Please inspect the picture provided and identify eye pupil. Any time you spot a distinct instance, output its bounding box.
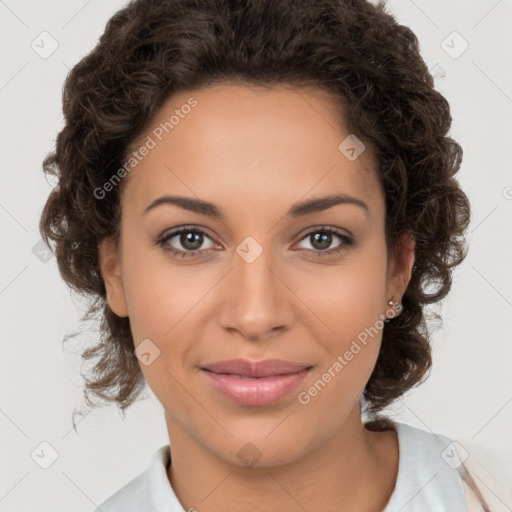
[181,231,203,250]
[311,232,332,250]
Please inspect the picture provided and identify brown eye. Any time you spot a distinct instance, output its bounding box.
[157,227,216,257]
[177,231,204,251]
[295,228,354,256]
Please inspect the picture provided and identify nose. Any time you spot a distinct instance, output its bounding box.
[218,244,294,342]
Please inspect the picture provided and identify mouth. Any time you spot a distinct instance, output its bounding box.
[200,358,313,406]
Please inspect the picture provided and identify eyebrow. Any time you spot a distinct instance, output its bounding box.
[142,193,369,219]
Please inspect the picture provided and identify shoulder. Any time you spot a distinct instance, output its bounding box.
[392,420,462,470]
[91,470,150,512]
[90,445,172,512]
[452,435,512,512]
[383,421,469,511]
[387,421,512,512]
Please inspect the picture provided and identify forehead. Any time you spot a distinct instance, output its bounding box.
[121,84,383,221]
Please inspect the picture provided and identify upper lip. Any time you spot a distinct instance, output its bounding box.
[201,358,312,378]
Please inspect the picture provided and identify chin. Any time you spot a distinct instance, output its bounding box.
[201,424,316,469]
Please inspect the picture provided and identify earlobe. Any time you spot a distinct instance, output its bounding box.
[98,237,129,318]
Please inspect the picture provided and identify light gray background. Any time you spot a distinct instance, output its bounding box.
[1,0,511,510]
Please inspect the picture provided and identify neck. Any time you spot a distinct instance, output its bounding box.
[164,404,399,512]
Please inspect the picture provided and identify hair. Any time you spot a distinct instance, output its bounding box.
[39,0,470,429]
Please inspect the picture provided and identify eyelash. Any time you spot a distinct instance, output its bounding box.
[156,225,354,259]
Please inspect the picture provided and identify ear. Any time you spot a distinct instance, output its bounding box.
[98,236,129,318]
[386,231,416,301]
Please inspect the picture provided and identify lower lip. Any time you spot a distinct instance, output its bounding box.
[201,368,311,406]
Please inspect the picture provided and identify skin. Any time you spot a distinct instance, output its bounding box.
[99,84,415,511]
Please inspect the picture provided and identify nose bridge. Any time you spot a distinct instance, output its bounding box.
[236,238,276,295]
[219,236,292,339]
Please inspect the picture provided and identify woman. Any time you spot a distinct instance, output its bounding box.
[39,0,510,510]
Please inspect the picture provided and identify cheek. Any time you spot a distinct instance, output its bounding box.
[299,246,388,392]
[119,241,218,396]
[120,241,207,342]
[304,250,388,345]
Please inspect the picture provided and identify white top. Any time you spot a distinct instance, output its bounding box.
[92,421,495,512]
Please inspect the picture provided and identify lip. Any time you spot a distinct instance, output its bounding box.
[200,358,312,406]
[201,358,311,377]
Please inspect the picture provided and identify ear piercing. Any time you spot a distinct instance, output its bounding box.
[386,299,402,318]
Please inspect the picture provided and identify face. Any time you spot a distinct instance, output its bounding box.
[99,84,414,467]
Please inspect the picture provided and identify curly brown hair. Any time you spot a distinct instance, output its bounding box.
[39,0,470,428]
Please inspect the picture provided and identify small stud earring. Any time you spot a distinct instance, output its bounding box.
[386,299,402,319]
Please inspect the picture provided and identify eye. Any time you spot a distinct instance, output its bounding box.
[294,227,354,256]
[156,225,354,259]
[157,226,218,258]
